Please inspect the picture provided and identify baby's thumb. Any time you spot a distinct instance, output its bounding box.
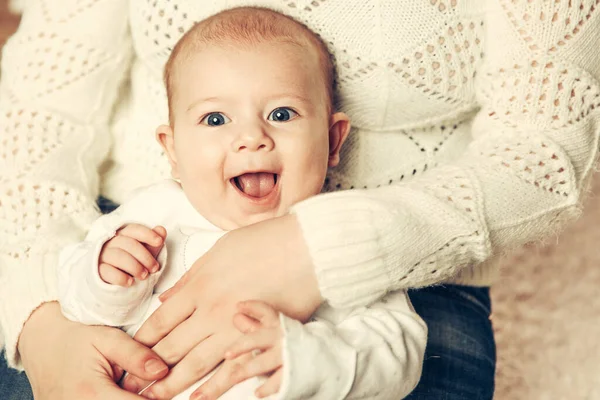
[147,226,167,258]
[153,226,167,240]
[232,313,261,334]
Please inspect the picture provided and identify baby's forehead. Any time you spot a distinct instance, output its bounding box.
[174,39,324,96]
[172,34,327,90]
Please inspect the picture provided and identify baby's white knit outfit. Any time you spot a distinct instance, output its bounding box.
[57,180,427,400]
[1,0,599,369]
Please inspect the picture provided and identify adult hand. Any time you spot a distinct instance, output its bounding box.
[193,300,285,400]
[123,214,322,399]
[18,302,169,399]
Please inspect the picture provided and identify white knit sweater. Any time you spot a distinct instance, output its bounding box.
[1,0,599,369]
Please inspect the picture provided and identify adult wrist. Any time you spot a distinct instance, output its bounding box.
[17,301,64,359]
[235,214,322,320]
[281,213,323,306]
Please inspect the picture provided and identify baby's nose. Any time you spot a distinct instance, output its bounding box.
[232,129,274,152]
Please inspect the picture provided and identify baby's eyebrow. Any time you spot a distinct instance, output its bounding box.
[186,96,221,112]
[270,93,308,101]
[268,93,313,107]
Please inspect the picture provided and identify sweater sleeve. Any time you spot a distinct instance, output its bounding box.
[57,204,166,329]
[276,291,427,400]
[0,0,132,369]
[291,0,600,307]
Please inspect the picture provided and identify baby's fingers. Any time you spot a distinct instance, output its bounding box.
[236,300,279,327]
[232,312,262,334]
[230,350,282,387]
[106,235,160,273]
[255,368,283,398]
[99,263,134,287]
[101,247,149,281]
[147,226,167,259]
[118,223,164,248]
[225,329,278,360]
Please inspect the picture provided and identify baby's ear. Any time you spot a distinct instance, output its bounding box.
[156,124,179,178]
[327,112,351,167]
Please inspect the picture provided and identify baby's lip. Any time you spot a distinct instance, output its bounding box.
[227,167,281,181]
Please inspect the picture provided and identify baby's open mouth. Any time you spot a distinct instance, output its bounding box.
[231,172,279,198]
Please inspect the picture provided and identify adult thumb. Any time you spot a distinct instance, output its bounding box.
[95,329,168,382]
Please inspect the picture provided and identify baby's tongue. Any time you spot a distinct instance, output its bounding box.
[237,172,275,197]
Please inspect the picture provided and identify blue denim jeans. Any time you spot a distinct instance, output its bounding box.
[0,356,32,400]
[406,285,496,400]
[0,197,495,399]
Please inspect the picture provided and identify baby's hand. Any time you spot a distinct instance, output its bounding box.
[193,300,284,400]
[98,224,166,287]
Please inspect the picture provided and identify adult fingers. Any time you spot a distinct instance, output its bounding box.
[190,353,254,400]
[120,373,154,395]
[112,363,125,383]
[126,294,201,394]
[141,332,236,400]
[133,290,196,347]
[157,269,190,302]
[157,286,174,302]
[255,368,283,398]
[93,328,169,383]
[194,350,281,400]
[149,316,207,366]
[101,247,149,280]
[99,263,134,287]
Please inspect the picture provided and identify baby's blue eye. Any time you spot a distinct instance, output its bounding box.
[268,107,298,122]
[201,112,231,126]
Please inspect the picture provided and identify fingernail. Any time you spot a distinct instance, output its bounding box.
[127,277,134,286]
[191,393,206,400]
[159,288,171,301]
[141,270,149,279]
[151,262,159,273]
[145,358,167,375]
[144,391,156,399]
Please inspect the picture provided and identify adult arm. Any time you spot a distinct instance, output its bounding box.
[289,0,600,306]
[0,0,131,367]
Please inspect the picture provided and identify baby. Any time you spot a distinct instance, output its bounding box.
[58,7,427,400]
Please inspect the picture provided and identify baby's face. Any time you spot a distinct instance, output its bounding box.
[158,40,349,230]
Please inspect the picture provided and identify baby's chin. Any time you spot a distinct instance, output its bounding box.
[207,208,287,231]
